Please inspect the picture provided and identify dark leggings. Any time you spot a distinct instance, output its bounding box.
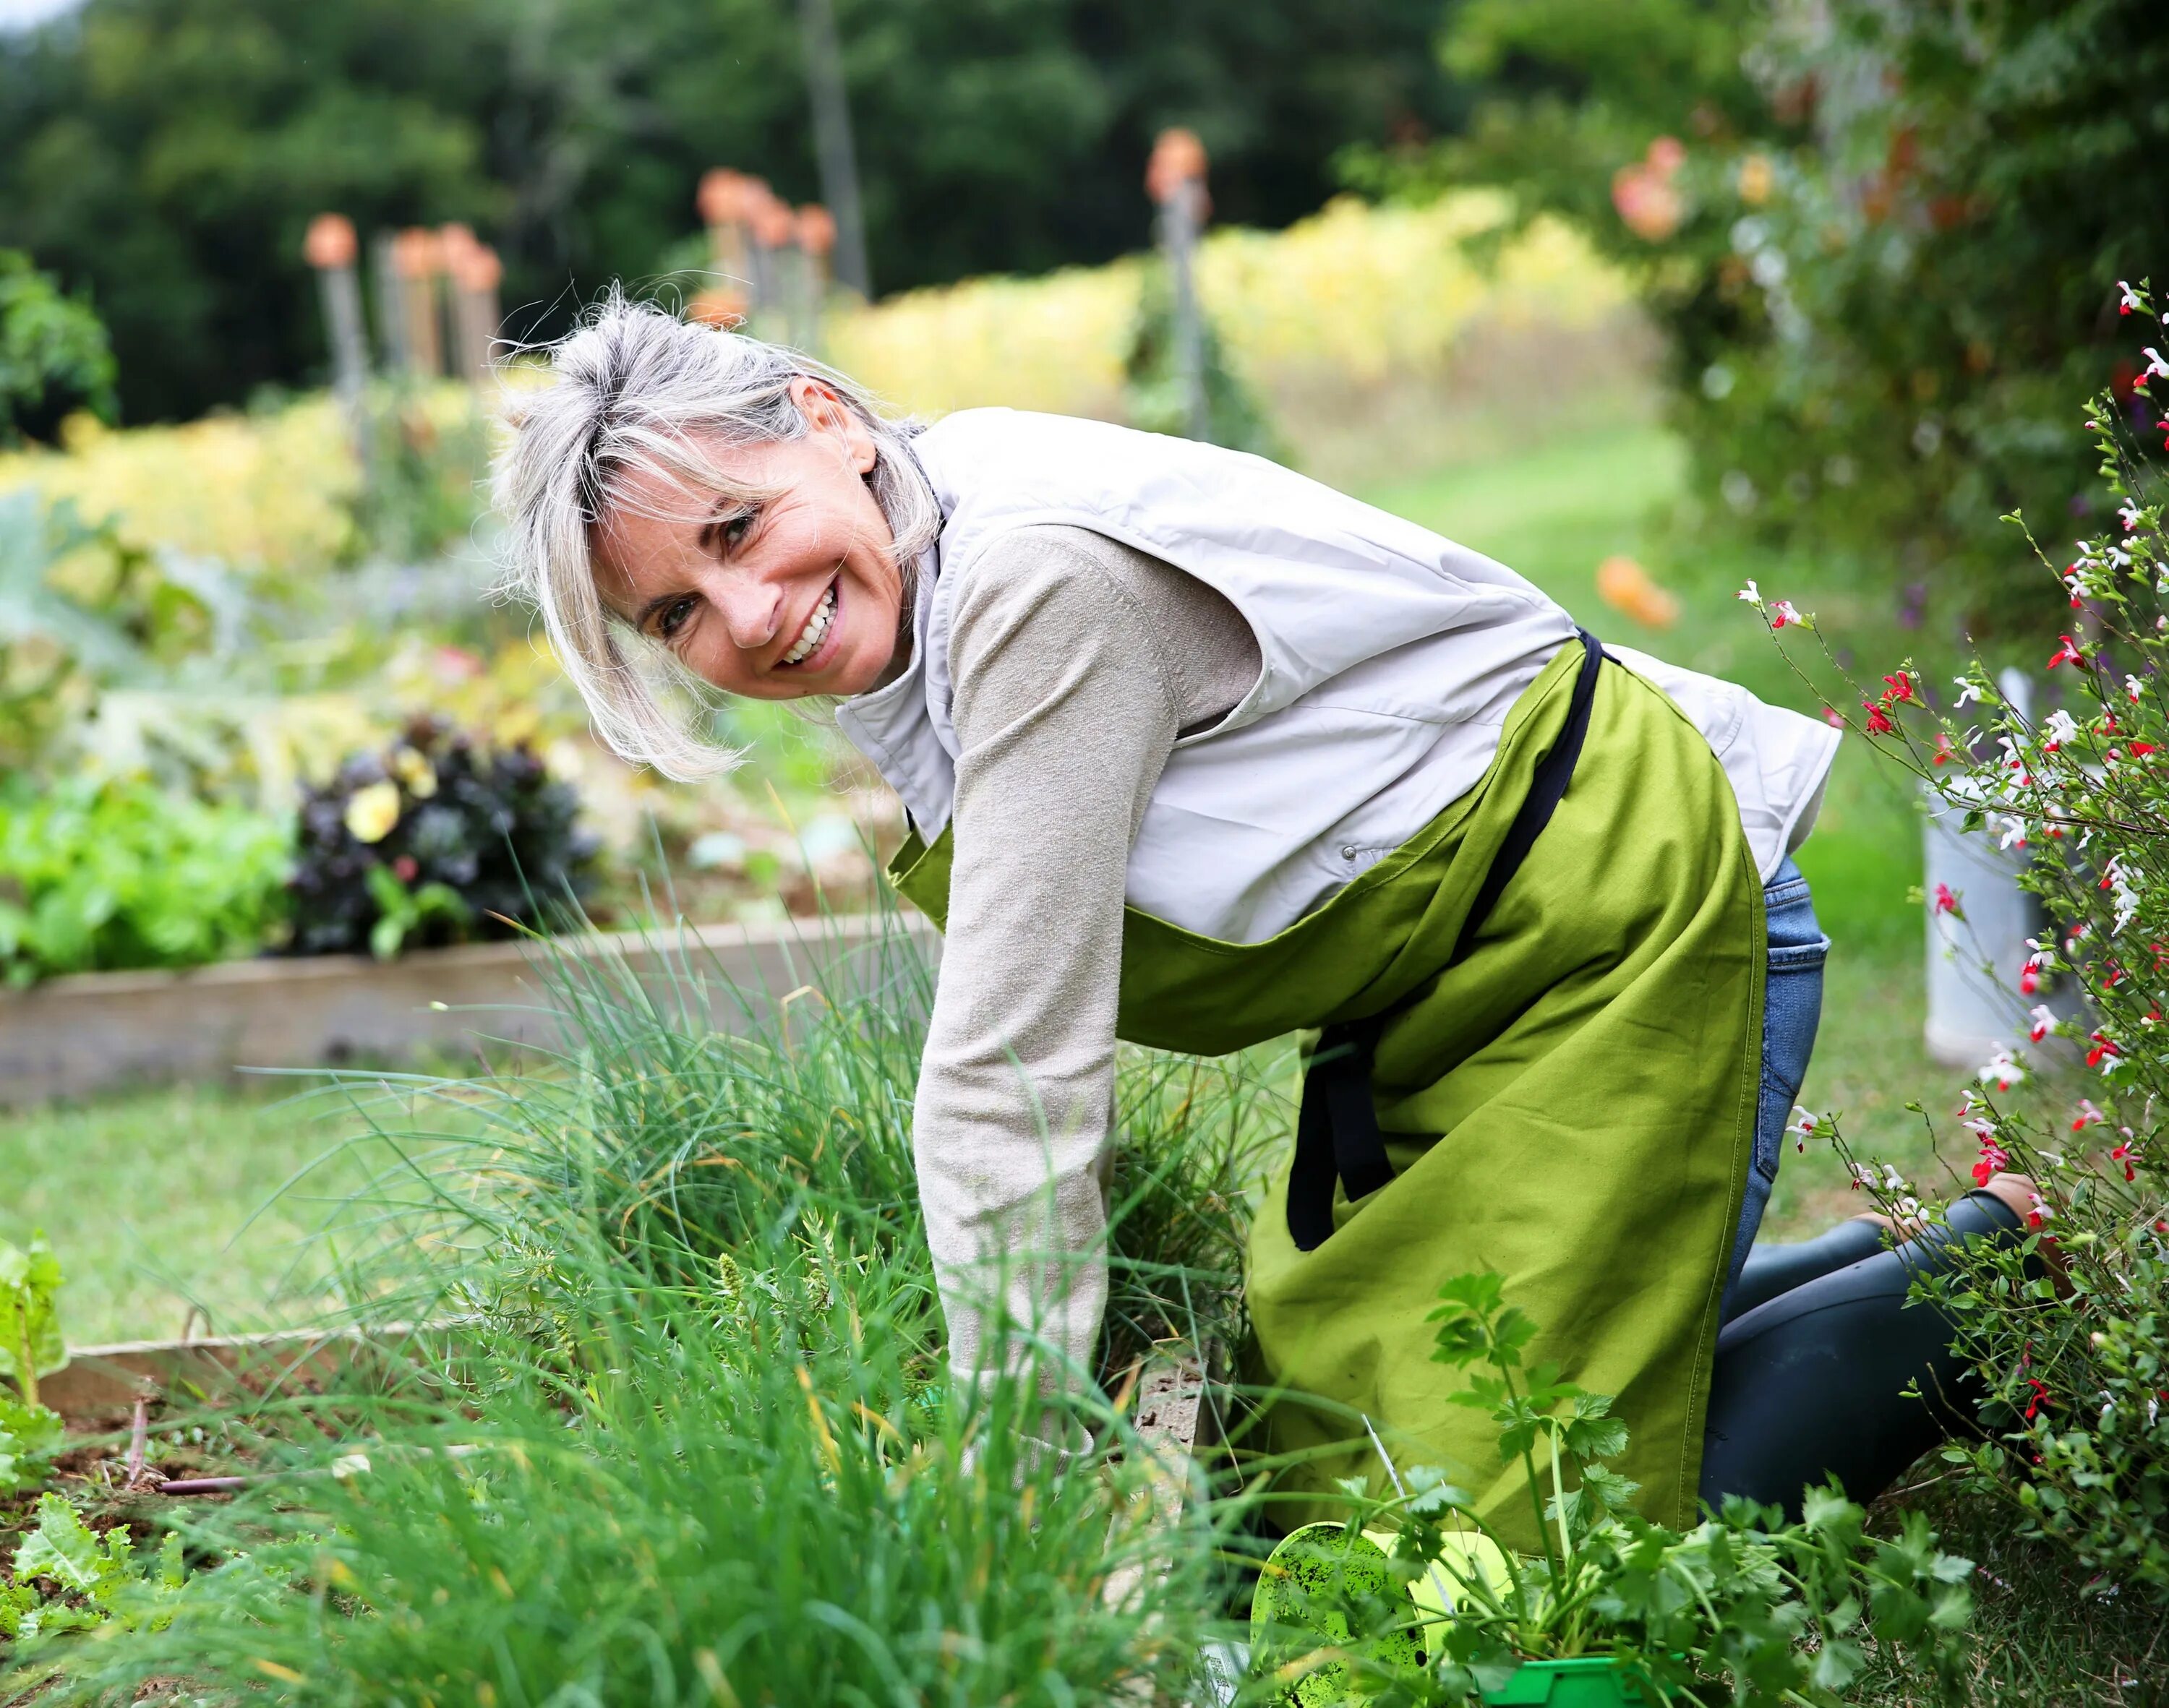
[1698,1191,2026,1516]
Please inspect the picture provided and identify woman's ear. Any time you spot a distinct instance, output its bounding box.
[789,374,878,473]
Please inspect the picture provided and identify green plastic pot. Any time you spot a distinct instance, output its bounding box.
[1481,1656,1646,1707]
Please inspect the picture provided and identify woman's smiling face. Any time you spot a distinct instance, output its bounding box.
[591,378,908,700]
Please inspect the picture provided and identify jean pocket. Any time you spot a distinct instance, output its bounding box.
[1766,936,1831,972]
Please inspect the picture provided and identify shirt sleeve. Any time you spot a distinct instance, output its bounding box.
[911,525,1246,1430]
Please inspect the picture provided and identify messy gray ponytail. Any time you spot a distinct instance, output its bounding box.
[491,291,938,779]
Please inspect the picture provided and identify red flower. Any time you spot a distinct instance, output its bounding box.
[2087,1031,2121,1068]
[1933,883,1959,915]
[2024,1378,2053,1420]
[2112,1138,2139,1183]
[1972,1138,2011,1186]
[2048,635,2087,669]
[1881,671,1915,705]
[392,854,420,884]
[2133,742,2159,757]
[1933,732,1954,765]
[1864,701,1897,735]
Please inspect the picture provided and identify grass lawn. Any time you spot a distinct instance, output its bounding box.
[0,1077,398,1347]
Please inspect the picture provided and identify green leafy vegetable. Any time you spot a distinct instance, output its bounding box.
[0,1230,64,1411]
[0,1391,64,1495]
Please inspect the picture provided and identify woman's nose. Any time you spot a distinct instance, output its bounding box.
[711,573,782,651]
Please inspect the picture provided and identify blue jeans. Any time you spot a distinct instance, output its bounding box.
[1723,857,1828,1305]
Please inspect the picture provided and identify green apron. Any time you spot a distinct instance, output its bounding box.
[889,641,1763,1546]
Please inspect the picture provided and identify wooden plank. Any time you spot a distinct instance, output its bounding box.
[0,911,937,1107]
[39,1322,447,1422]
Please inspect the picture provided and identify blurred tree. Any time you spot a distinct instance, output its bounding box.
[1359,0,2169,633]
[0,0,1460,423]
[0,249,116,443]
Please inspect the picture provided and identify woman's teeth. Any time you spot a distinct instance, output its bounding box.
[780,583,837,666]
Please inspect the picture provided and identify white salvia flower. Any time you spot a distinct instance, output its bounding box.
[2043,708,2081,749]
[2128,674,2145,704]
[2144,348,2169,386]
[1881,1162,1910,1192]
[1980,1046,2026,1089]
[1954,677,1983,707]
[2029,1004,2058,1042]
[1737,580,1763,607]
[2121,502,2145,533]
[1997,815,2027,851]
[2118,280,2144,314]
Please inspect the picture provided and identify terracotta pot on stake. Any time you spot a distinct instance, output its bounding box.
[438,224,502,383]
[698,168,757,299]
[1146,127,1211,442]
[747,179,797,337]
[302,213,370,468]
[795,204,836,353]
[686,286,750,330]
[390,228,445,379]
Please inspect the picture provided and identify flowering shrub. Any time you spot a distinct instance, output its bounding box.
[288,718,599,960]
[1392,0,2169,634]
[1745,292,2169,1592]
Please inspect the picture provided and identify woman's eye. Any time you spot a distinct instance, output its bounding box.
[721,509,757,550]
[657,596,698,639]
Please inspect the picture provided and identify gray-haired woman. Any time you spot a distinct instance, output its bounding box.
[495,295,2035,1546]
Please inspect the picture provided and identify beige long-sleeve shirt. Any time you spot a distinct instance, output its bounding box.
[914,523,1258,1407]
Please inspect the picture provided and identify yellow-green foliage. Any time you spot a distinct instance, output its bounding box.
[830,192,1630,419]
[0,385,481,572]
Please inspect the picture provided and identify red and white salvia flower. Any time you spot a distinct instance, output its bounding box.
[2118,280,2144,316]
[2020,937,2053,995]
[2042,708,2081,752]
[2027,1192,2055,1232]
[1787,1106,1818,1153]
[1771,599,1806,629]
[2111,1131,2140,1183]
[1972,1134,2012,1187]
[2028,1004,2058,1042]
[1932,731,1954,765]
[2087,1029,2122,1069]
[1933,882,1960,915]
[1997,815,2028,851]
[1979,1046,2026,1091]
[2071,1097,2108,1131]
[1822,706,1845,729]
[2121,502,2145,533]
[2139,348,2169,391]
[2128,674,2147,705]
[2049,634,2087,669]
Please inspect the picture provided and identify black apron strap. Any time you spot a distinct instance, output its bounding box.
[1286,629,1608,1253]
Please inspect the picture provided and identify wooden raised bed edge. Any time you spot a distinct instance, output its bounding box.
[0,909,940,1108]
[40,1322,454,1423]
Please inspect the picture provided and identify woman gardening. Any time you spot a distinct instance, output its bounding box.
[495,296,2036,1547]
